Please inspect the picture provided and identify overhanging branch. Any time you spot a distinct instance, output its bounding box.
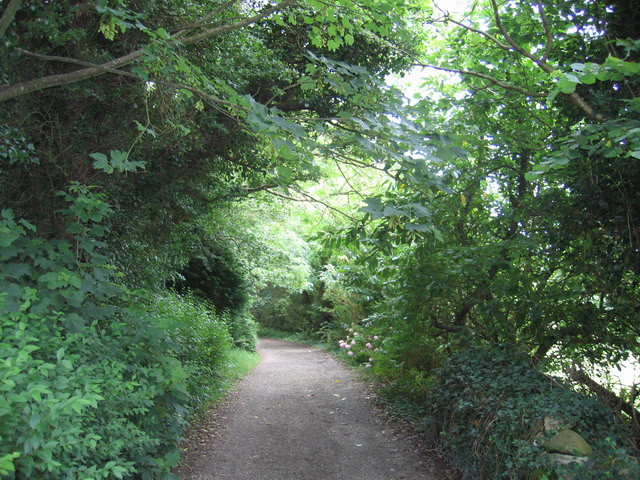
[0,0,298,103]
[419,62,546,97]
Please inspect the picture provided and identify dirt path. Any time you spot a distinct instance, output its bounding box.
[176,338,447,480]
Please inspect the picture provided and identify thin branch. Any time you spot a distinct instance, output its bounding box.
[488,0,552,73]
[329,151,390,173]
[299,190,359,221]
[0,0,23,38]
[178,0,297,46]
[487,0,606,121]
[446,16,511,51]
[172,0,239,39]
[537,2,553,62]
[16,48,140,77]
[265,188,358,221]
[0,0,298,102]
[334,159,367,200]
[210,183,279,202]
[419,62,546,97]
[266,81,302,106]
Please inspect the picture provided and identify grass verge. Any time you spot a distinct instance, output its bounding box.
[206,348,261,404]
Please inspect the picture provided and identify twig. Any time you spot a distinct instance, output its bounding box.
[537,2,553,62]
[265,188,358,221]
[334,159,367,200]
[172,0,239,39]
[419,62,546,97]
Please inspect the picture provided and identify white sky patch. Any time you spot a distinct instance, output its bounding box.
[431,0,471,15]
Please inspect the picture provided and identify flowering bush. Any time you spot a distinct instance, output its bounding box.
[337,326,383,367]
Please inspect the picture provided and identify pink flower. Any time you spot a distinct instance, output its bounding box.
[369,357,374,362]
[348,351,354,356]
[353,332,359,336]
[366,343,372,349]
[373,336,379,340]
[345,344,351,349]
[374,348,379,352]
[351,340,356,345]
[349,328,354,332]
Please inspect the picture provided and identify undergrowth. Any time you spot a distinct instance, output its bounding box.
[258,326,325,348]
[0,189,258,479]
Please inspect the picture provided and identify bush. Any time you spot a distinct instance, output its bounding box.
[336,324,384,367]
[0,188,194,479]
[149,292,233,406]
[427,347,639,480]
[223,310,258,352]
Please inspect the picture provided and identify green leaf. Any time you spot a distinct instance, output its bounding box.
[0,453,20,475]
[327,39,341,51]
[299,76,316,90]
[90,152,113,173]
[557,75,578,94]
[130,66,149,81]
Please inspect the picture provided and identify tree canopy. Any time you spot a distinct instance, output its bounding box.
[1,0,639,478]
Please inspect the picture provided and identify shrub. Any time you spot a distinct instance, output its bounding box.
[223,310,258,352]
[149,292,233,406]
[427,347,639,480]
[337,325,383,367]
[0,188,192,479]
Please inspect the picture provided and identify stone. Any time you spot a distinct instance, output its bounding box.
[544,416,569,434]
[547,453,590,466]
[543,429,593,456]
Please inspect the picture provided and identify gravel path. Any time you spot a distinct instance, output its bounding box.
[176,338,445,480]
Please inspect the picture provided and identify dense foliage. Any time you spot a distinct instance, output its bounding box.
[0,190,192,479]
[1,0,639,478]
[428,348,638,479]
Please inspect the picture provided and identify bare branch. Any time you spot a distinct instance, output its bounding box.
[0,0,298,103]
[0,0,23,38]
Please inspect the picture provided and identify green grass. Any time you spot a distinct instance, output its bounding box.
[205,348,261,405]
